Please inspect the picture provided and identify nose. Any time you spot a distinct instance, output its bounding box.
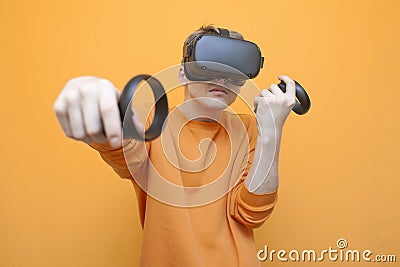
[211,78,228,85]
[210,78,241,94]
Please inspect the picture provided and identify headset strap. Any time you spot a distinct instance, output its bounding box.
[183,27,230,60]
[218,28,230,37]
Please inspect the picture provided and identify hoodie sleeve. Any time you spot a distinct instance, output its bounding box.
[228,114,278,229]
[89,140,149,179]
[229,183,278,229]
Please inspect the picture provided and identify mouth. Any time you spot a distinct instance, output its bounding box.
[209,87,228,95]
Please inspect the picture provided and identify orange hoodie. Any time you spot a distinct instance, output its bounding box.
[91,108,277,267]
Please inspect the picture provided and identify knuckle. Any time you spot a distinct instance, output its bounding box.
[70,75,96,82]
[65,78,78,87]
[53,101,66,115]
[97,79,116,93]
[65,90,81,104]
[86,127,103,137]
[287,80,295,87]
[80,87,97,100]
[73,77,113,94]
[100,103,117,116]
[98,78,113,87]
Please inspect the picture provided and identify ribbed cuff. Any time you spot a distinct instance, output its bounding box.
[239,184,278,209]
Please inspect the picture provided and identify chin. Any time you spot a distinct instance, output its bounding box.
[199,97,230,110]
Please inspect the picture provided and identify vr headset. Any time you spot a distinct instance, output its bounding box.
[182,28,264,86]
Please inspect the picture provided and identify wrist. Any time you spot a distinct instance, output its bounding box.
[257,127,283,144]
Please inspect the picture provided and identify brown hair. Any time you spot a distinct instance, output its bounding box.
[183,25,244,48]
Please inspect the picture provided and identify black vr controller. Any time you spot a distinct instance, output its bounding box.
[119,29,311,141]
[118,74,169,141]
[278,80,311,115]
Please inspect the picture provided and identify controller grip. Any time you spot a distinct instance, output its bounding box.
[278,80,311,115]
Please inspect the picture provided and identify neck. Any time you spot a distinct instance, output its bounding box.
[178,98,222,122]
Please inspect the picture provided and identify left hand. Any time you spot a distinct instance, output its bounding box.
[254,75,296,135]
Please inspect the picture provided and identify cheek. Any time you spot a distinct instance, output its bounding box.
[227,94,238,105]
[187,83,209,97]
[230,87,241,95]
[227,87,240,99]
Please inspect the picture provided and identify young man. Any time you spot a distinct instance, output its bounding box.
[54,25,296,266]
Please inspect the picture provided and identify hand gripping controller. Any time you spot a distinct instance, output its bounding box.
[277,80,311,115]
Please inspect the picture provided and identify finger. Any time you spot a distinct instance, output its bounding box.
[254,96,268,111]
[260,89,274,97]
[54,96,73,138]
[278,75,296,100]
[98,88,122,147]
[268,84,285,96]
[65,90,87,140]
[81,91,107,144]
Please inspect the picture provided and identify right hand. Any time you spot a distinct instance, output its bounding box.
[54,76,123,148]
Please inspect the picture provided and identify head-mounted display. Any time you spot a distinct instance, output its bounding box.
[182,29,264,86]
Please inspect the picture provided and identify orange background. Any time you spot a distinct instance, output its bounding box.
[1,0,399,266]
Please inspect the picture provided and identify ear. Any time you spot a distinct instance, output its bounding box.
[178,65,188,85]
